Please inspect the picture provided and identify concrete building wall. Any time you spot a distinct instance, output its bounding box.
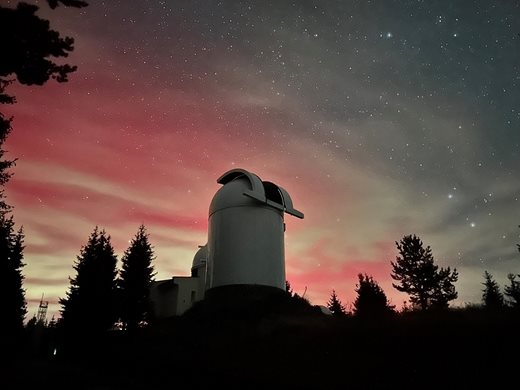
[171,277,201,316]
[149,280,178,319]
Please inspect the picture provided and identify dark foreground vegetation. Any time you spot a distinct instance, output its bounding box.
[8,294,520,390]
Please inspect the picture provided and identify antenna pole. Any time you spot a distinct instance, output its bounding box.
[36,293,49,324]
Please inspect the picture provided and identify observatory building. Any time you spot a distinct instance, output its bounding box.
[150,168,303,317]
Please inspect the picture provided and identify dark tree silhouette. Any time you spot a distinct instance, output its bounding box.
[430,266,459,309]
[285,280,294,297]
[326,289,346,316]
[26,315,40,329]
[0,1,87,178]
[481,271,504,310]
[0,0,88,177]
[0,103,16,211]
[0,1,87,101]
[118,225,156,331]
[504,273,520,309]
[353,273,394,318]
[391,234,458,311]
[0,218,26,334]
[60,227,118,333]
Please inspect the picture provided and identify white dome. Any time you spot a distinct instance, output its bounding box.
[208,168,304,218]
[192,244,207,270]
[209,175,262,217]
[206,168,304,292]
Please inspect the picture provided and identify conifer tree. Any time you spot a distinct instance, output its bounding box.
[0,96,16,211]
[0,62,25,343]
[0,0,86,344]
[0,219,26,334]
[327,289,346,316]
[118,225,156,330]
[60,227,118,333]
[391,234,458,310]
[430,266,459,309]
[285,280,294,297]
[504,274,520,309]
[481,271,504,310]
[0,1,87,102]
[353,273,394,318]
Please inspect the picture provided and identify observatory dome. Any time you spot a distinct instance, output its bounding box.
[192,244,208,269]
[209,173,264,217]
[208,169,304,218]
[206,168,303,292]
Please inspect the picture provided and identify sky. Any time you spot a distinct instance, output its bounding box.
[3,0,520,320]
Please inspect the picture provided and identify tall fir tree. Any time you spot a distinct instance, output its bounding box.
[60,227,118,333]
[353,273,394,318]
[481,271,504,310]
[285,280,294,297]
[504,273,520,309]
[391,234,458,311]
[327,289,346,316]
[430,266,459,309]
[0,0,86,346]
[0,218,26,334]
[0,48,25,343]
[0,97,16,211]
[118,225,156,330]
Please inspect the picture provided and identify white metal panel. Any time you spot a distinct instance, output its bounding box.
[208,205,285,290]
[207,168,303,292]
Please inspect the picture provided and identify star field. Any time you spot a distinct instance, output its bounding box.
[3,0,520,318]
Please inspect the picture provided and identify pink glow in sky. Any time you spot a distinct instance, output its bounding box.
[3,1,520,319]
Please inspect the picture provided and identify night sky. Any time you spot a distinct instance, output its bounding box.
[4,0,520,319]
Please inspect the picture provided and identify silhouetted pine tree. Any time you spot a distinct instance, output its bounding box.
[482,271,504,310]
[353,273,394,318]
[285,280,294,297]
[327,289,346,316]
[0,1,87,103]
[0,3,87,337]
[391,234,458,311]
[0,218,26,334]
[0,101,16,211]
[59,227,118,333]
[1,0,87,184]
[25,315,39,330]
[0,36,25,343]
[118,225,156,331]
[504,273,520,309]
[430,266,459,309]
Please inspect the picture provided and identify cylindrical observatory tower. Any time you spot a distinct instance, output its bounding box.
[207,169,304,292]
